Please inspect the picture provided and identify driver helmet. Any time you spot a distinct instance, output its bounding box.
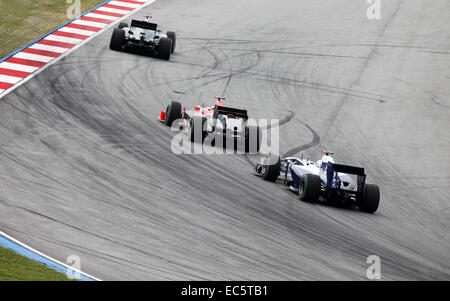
[321,155,335,164]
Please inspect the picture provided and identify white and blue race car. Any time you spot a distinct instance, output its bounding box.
[253,150,380,213]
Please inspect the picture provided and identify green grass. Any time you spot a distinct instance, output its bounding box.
[0,245,74,281]
[0,0,107,59]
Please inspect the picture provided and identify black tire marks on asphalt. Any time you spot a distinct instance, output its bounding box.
[244,110,321,166]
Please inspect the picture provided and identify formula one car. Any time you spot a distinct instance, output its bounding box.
[109,15,176,60]
[159,97,262,153]
[254,151,380,213]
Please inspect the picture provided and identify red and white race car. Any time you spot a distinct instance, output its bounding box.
[159,97,262,152]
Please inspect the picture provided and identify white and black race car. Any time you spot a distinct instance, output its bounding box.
[254,151,380,213]
[159,97,262,153]
[109,15,176,60]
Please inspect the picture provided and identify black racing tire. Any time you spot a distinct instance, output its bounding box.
[165,101,182,127]
[166,31,176,53]
[245,125,262,154]
[299,174,321,203]
[262,155,280,182]
[110,28,125,51]
[118,22,128,29]
[359,184,380,213]
[190,116,207,143]
[158,37,172,60]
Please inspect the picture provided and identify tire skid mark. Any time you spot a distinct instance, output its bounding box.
[168,55,390,103]
[216,48,367,60]
[264,110,295,130]
[320,2,403,143]
[182,38,222,80]
[220,48,262,96]
[244,110,320,166]
[283,122,321,157]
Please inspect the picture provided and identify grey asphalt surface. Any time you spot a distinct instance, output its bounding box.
[0,0,449,280]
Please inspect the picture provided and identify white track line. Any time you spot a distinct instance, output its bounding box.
[110,1,141,8]
[58,26,98,37]
[97,6,131,15]
[14,52,55,63]
[0,74,23,84]
[72,19,111,27]
[29,43,68,54]
[86,13,120,21]
[0,62,39,73]
[44,34,84,44]
[0,230,101,281]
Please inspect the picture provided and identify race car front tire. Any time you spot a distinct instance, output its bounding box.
[190,116,207,143]
[158,37,172,60]
[262,155,280,182]
[299,174,321,203]
[359,184,380,213]
[165,101,182,127]
[118,22,128,29]
[110,28,125,51]
[166,31,176,53]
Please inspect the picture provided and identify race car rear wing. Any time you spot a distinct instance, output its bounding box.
[327,163,366,193]
[331,164,365,176]
[213,106,248,120]
[131,20,157,30]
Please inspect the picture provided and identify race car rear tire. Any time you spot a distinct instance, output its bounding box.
[262,155,280,182]
[110,28,125,51]
[190,116,207,143]
[158,37,172,60]
[118,22,128,29]
[359,184,380,213]
[165,101,182,127]
[166,31,176,53]
[245,125,262,153]
[299,174,321,203]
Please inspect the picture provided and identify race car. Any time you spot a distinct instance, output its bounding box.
[109,15,176,60]
[253,150,380,213]
[159,97,262,153]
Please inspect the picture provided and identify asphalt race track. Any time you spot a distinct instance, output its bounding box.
[0,0,449,280]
